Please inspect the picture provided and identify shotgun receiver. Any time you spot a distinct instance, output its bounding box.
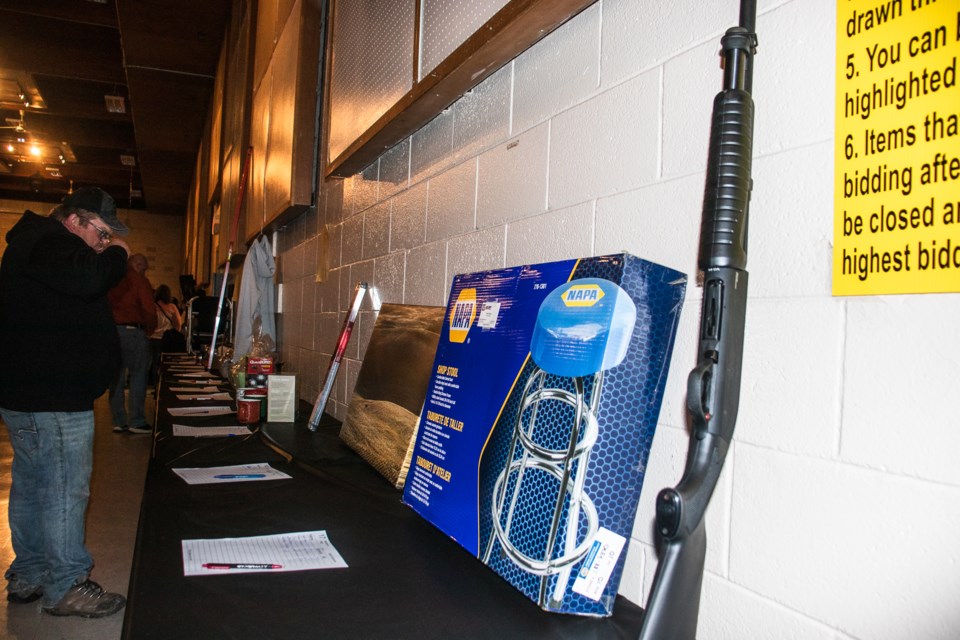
[639,2,757,638]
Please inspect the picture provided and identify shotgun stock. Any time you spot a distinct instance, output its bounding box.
[639,5,756,639]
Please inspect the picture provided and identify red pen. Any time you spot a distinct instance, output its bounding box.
[202,563,282,570]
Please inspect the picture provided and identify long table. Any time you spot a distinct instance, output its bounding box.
[122,362,646,638]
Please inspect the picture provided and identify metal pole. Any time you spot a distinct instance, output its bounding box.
[207,146,253,370]
[308,281,368,430]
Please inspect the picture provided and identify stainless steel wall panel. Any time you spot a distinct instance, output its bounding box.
[419,0,509,79]
[328,0,416,162]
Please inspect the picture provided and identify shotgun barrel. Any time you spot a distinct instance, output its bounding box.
[638,4,757,639]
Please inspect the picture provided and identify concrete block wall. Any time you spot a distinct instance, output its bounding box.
[275,0,960,637]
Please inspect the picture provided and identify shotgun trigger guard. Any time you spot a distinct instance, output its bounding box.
[655,488,683,540]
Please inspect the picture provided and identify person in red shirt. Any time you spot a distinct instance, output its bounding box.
[107,253,156,434]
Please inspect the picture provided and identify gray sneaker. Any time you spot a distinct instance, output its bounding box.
[127,424,152,434]
[42,579,126,618]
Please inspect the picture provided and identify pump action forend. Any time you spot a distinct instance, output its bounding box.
[639,2,757,639]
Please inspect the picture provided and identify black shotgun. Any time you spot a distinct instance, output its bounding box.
[639,2,757,639]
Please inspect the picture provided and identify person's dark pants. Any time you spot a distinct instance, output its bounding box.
[109,326,150,428]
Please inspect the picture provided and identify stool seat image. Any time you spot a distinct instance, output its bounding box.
[531,278,637,377]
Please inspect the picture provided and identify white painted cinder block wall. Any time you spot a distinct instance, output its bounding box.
[275,0,960,637]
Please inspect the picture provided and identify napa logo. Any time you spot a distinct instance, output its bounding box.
[448,288,477,343]
[561,283,605,307]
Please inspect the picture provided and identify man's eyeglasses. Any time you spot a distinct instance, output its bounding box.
[87,220,113,243]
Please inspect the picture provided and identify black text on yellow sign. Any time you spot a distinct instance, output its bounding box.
[834,0,960,295]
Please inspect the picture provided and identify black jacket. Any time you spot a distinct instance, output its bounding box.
[0,211,128,411]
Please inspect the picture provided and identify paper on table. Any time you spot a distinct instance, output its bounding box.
[168,406,234,417]
[176,392,232,401]
[172,424,251,437]
[177,372,219,378]
[170,386,220,393]
[182,530,348,576]
[172,463,290,484]
[170,379,217,385]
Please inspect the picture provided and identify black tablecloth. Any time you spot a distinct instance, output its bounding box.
[122,365,646,639]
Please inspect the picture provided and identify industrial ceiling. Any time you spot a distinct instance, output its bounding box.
[0,0,232,215]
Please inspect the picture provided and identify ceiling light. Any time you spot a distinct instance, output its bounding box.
[29,145,40,157]
[105,95,126,114]
[5,144,12,153]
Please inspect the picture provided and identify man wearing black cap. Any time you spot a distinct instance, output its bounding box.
[0,187,130,618]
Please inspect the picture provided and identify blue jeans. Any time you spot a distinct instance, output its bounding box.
[0,408,94,606]
[109,326,150,428]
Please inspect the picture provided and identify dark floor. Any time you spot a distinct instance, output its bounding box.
[0,391,152,640]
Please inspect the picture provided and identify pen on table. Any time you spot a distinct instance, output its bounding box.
[202,563,283,570]
[214,474,266,479]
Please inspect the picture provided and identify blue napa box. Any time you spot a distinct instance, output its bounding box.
[402,253,686,616]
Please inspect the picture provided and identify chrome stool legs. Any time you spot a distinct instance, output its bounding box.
[484,369,602,607]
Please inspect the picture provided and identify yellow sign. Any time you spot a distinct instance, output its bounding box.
[448,288,477,343]
[560,283,605,307]
[834,0,960,295]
